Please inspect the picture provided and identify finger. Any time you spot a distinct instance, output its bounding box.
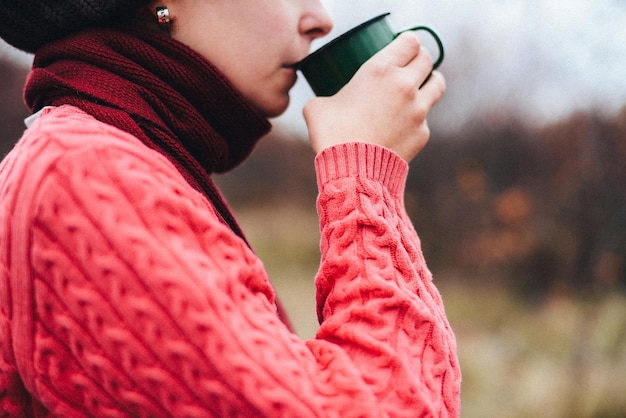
[402,45,435,88]
[418,70,446,106]
[375,31,422,68]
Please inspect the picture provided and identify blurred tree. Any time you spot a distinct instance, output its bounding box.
[2,55,624,300]
[0,59,29,157]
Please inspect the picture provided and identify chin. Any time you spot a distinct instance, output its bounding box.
[261,96,291,118]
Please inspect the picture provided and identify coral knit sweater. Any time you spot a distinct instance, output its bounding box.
[0,105,461,417]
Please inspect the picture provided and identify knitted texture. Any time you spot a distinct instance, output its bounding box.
[0,106,461,416]
[24,27,272,242]
[0,0,149,53]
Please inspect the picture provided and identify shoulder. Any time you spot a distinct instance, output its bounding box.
[18,105,171,167]
[0,104,226,283]
[0,105,210,233]
[1,105,185,194]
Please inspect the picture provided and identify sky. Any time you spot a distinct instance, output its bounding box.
[282,0,626,134]
[2,0,626,135]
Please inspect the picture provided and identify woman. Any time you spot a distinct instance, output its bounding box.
[0,0,461,416]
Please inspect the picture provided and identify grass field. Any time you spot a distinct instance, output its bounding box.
[442,281,626,418]
[235,203,626,418]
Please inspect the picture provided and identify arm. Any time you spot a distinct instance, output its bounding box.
[303,31,460,415]
[312,143,460,416]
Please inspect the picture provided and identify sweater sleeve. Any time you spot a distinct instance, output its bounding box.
[312,143,460,416]
[3,116,460,416]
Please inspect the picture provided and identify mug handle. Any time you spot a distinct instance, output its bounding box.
[395,26,445,69]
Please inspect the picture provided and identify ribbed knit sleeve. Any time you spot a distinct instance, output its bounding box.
[0,107,460,417]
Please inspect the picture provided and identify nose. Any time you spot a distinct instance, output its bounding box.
[299,0,333,40]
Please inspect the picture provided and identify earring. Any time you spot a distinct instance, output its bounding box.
[156,6,171,26]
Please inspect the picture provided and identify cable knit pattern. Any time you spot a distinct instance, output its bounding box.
[0,106,461,416]
[314,143,460,417]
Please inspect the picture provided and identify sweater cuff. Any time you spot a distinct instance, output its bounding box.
[315,142,409,197]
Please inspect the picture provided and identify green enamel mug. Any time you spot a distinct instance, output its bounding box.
[295,13,444,97]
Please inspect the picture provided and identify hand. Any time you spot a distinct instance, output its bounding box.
[303,32,446,163]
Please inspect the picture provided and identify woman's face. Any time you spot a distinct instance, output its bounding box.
[165,0,333,117]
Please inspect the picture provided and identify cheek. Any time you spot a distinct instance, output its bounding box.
[227,48,285,95]
[226,60,267,97]
[209,28,294,115]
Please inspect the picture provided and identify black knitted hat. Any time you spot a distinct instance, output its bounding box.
[0,0,150,53]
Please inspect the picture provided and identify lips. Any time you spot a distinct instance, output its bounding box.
[283,62,300,70]
[285,53,311,70]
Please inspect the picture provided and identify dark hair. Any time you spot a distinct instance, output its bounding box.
[0,0,151,53]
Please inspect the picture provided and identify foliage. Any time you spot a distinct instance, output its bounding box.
[3,58,623,300]
[216,109,626,300]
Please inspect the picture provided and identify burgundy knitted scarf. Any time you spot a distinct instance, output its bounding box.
[24,26,272,241]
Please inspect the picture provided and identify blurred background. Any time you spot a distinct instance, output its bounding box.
[1,1,625,416]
